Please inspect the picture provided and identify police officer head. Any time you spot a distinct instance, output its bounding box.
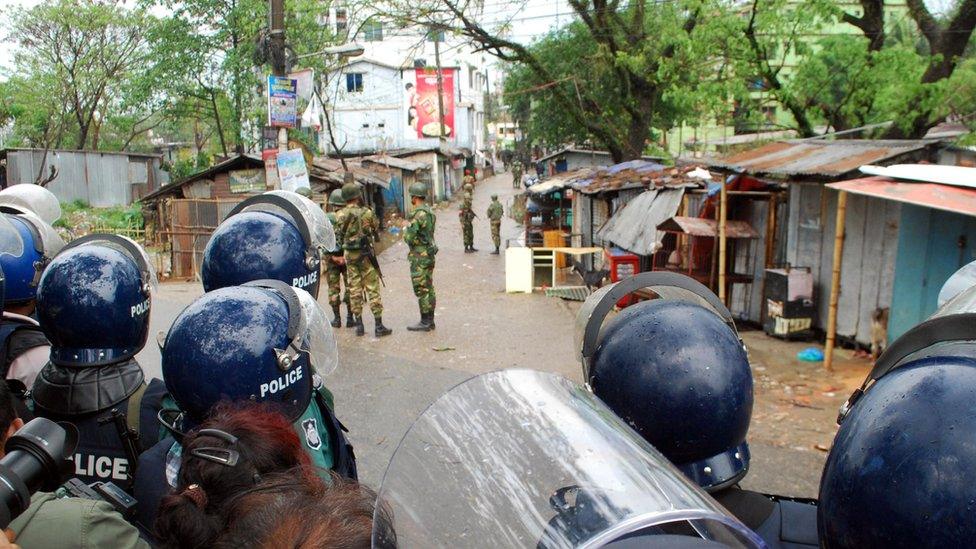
[341,183,362,206]
[160,280,338,425]
[818,287,976,548]
[36,234,156,367]
[202,190,335,298]
[0,212,64,315]
[328,189,346,212]
[578,272,753,492]
[409,183,427,206]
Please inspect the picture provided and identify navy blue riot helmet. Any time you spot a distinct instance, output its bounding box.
[36,234,156,366]
[0,212,64,306]
[578,272,753,492]
[818,286,976,548]
[161,279,337,424]
[201,191,336,298]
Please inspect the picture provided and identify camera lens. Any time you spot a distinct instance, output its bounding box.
[0,418,77,528]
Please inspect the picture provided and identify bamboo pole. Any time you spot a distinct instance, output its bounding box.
[718,179,728,305]
[824,190,848,371]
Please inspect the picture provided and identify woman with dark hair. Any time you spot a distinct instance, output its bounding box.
[154,402,326,548]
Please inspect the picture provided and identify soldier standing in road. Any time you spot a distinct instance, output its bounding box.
[486,194,504,255]
[325,189,354,328]
[463,169,476,187]
[335,183,392,338]
[405,183,438,332]
[459,183,476,253]
[512,160,523,189]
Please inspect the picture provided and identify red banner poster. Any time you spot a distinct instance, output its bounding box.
[411,69,455,140]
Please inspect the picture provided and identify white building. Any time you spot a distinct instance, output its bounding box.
[317,10,492,198]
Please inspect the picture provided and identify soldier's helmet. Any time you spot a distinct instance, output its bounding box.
[328,189,346,207]
[818,286,976,548]
[160,280,337,424]
[341,182,362,202]
[36,234,156,367]
[0,212,64,306]
[579,272,753,492]
[295,186,312,198]
[408,183,428,198]
[491,194,498,200]
[202,191,335,298]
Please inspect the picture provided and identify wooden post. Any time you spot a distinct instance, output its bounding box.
[718,178,728,304]
[824,190,848,371]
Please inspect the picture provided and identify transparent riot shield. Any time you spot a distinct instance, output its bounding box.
[574,272,738,380]
[373,370,765,549]
[938,260,976,307]
[228,190,337,252]
[17,212,64,257]
[0,184,62,225]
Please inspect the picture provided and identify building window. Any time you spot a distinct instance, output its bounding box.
[428,29,445,42]
[335,8,348,32]
[346,73,363,93]
[363,19,383,41]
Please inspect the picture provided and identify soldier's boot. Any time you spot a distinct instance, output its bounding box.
[353,315,365,337]
[345,306,355,328]
[330,305,341,328]
[375,317,393,337]
[465,245,474,253]
[407,311,433,332]
[491,245,500,255]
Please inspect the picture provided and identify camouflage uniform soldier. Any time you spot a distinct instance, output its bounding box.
[405,182,438,332]
[324,189,355,328]
[512,160,523,189]
[462,169,476,187]
[335,182,392,338]
[486,194,504,255]
[460,182,476,253]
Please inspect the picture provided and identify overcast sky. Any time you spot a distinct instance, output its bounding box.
[0,0,960,76]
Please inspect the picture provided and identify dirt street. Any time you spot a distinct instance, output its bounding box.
[137,171,874,498]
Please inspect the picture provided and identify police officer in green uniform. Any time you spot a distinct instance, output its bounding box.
[405,183,438,332]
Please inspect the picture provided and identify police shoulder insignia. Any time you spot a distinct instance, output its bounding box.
[302,418,323,450]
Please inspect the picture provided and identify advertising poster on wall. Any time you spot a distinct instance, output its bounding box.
[276,148,310,192]
[409,68,455,140]
[268,76,298,128]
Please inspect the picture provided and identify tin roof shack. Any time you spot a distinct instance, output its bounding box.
[0,148,168,206]
[391,146,468,201]
[821,168,976,368]
[703,139,944,346]
[361,155,432,214]
[537,147,664,177]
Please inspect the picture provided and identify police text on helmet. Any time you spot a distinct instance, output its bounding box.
[292,271,318,290]
[130,298,150,318]
[260,365,304,398]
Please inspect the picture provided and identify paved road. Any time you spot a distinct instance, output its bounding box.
[136,172,824,497]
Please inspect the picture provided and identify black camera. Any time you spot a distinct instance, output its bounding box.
[0,417,78,529]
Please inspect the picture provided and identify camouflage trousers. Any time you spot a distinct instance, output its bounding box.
[324,258,351,308]
[512,175,521,188]
[345,252,383,317]
[408,251,436,314]
[490,220,501,249]
[462,218,474,247]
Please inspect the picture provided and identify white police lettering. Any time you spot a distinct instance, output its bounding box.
[260,365,304,398]
[130,298,150,318]
[292,270,318,289]
[73,453,128,480]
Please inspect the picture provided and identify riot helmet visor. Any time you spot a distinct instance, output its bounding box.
[293,287,339,377]
[0,216,24,258]
[373,370,764,549]
[0,185,62,225]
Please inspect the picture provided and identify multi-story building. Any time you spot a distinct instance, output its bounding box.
[317,8,493,197]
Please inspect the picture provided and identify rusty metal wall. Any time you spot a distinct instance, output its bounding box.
[164,199,239,280]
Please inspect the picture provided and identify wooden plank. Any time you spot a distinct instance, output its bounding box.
[836,192,868,338]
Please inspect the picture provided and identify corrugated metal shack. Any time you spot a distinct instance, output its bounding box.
[0,148,168,206]
[703,139,944,345]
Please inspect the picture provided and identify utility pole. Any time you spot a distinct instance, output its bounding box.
[432,26,447,146]
[269,0,288,153]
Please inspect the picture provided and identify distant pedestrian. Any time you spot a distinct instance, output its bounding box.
[325,189,353,328]
[512,161,523,189]
[405,183,437,332]
[462,169,476,187]
[486,194,504,255]
[459,189,476,253]
[335,183,392,337]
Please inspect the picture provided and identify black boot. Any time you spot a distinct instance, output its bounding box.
[345,305,355,328]
[491,246,500,255]
[353,315,365,337]
[470,245,478,252]
[375,317,392,337]
[407,312,433,332]
[465,245,474,253]
[330,305,341,328]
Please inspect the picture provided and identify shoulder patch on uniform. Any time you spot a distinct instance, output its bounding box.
[302,418,322,450]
